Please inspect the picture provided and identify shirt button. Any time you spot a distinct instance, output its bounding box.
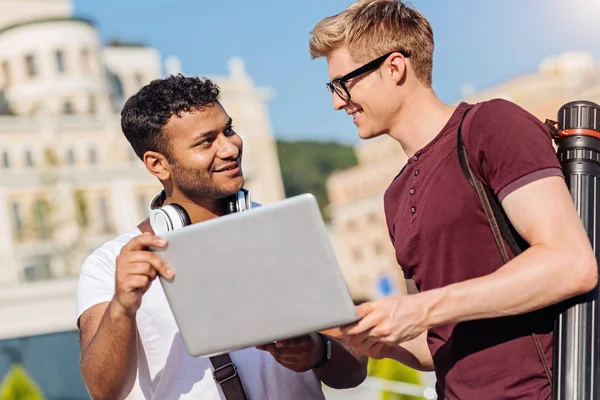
[410,206,416,214]
[409,188,416,195]
[412,156,418,162]
[414,169,420,176]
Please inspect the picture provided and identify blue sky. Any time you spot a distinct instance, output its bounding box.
[74,0,600,144]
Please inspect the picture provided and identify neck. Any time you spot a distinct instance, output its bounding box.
[387,87,456,157]
[164,190,227,224]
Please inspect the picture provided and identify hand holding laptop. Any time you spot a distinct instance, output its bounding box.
[113,232,172,317]
[255,334,323,372]
[335,296,428,361]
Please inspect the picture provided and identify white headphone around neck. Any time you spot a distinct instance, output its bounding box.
[148,188,252,235]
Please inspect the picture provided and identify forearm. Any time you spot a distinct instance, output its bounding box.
[81,300,138,400]
[423,244,597,328]
[313,336,367,389]
[387,331,433,371]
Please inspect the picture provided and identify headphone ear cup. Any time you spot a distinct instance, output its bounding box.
[151,204,191,234]
[168,203,192,227]
[148,189,192,234]
[149,208,172,236]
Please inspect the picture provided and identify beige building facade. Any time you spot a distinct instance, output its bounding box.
[328,51,600,301]
[0,0,285,345]
[327,135,408,301]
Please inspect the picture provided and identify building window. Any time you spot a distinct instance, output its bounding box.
[2,151,10,168]
[88,148,97,164]
[23,256,52,282]
[12,202,23,238]
[63,101,74,114]
[55,50,66,73]
[89,95,97,114]
[24,150,34,167]
[99,195,111,234]
[374,242,384,255]
[1,61,10,87]
[66,148,75,165]
[81,48,91,73]
[74,189,88,229]
[34,198,51,240]
[24,54,37,78]
[107,71,124,111]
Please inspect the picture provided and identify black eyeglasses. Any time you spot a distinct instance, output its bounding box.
[325,50,411,101]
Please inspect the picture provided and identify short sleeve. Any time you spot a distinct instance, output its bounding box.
[76,252,116,323]
[464,99,564,201]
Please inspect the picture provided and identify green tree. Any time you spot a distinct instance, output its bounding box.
[276,140,357,220]
[0,364,45,400]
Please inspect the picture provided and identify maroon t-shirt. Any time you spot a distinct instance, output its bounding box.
[384,99,564,399]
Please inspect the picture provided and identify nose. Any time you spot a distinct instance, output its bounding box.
[332,93,348,111]
[216,134,240,160]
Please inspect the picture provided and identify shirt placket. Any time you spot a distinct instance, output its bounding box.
[409,155,419,223]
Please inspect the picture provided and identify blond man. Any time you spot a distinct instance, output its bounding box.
[309,1,598,399]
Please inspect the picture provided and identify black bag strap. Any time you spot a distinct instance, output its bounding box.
[456,108,553,387]
[210,353,248,400]
[138,219,248,400]
[457,108,530,257]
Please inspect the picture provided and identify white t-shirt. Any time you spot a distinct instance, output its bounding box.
[76,227,326,400]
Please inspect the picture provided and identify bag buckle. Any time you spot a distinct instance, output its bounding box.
[212,362,238,384]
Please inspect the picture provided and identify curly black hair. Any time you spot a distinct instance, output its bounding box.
[121,74,221,161]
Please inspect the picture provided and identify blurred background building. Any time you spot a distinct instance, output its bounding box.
[0,0,284,398]
[327,135,408,301]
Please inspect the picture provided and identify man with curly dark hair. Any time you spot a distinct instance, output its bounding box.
[75,74,367,399]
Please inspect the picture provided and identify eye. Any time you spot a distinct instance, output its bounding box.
[224,126,236,136]
[197,137,215,148]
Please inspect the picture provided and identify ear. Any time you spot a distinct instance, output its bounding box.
[386,52,408,85]
[143,151,171,181]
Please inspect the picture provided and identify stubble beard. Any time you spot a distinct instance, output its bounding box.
[172,164,241,202]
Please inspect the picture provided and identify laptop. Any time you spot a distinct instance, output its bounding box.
[151,193,358,357]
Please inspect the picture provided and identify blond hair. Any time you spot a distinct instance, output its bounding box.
[309,0,434,86]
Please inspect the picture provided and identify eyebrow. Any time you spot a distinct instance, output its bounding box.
[331,68,357,82]
[191,118,233,143]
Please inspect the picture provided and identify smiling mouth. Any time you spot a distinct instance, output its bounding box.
[213,160,240,173]
[350,109,363,118]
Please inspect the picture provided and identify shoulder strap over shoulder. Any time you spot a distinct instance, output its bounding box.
[456,108,529,257]
[456,108,552,386]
